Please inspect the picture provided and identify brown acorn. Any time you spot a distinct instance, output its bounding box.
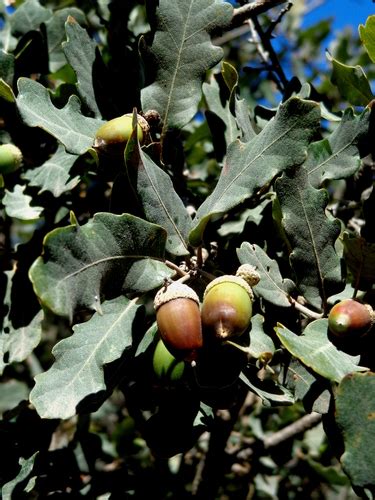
[201,264,260,340]
[328,299,374,338]
[154,282,203,361]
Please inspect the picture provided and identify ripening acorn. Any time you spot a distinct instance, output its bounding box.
[201,264,260,340]
[328,298,375,338]
[93,113,149,154]
[154,282,203,361]
[152,338,185,381]
[0,144,23,174]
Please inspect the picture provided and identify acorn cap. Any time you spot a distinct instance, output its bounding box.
[203,274,254,301]
[236,264,260,287]
[154,282,200,310]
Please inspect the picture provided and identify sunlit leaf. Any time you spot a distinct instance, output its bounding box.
[16,78,104,155]
[190,98,321,246]
[9,0,51,36]
[3,185,43,220]
[30,296,142,419]
[141,0,233,136]
[275,320,368,383]
[335,372,375,489]
[24,144,80,197]
[29,212,172,319]
[327,53,373,107]
[1,452,38,500]
[275,166,343,309]
[359,15,375,63]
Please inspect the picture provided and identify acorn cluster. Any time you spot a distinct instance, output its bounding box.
[152,264,260,379]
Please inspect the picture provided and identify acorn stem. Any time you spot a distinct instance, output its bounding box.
[288,296,323,320]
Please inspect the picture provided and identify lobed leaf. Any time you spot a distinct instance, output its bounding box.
[45,7,87,72]
[9,0,51,36]
[24,144,80,197]
[335,372,375,489]
[124,135,192,256]
[30,296,141,420]
[359,15,375,63]
[0,310,43,375]
[16,78,104,155]
[275,166,342,309]
[3,185,43,220]
[275,319,368,383]
[29,212,173,319]
[304,107,370,187]
[248,314,275,359]
[1,452,38,500]
[62,17,101,117]
[190,98,321,246]
[141,0,233,135]
[237,242,295,308]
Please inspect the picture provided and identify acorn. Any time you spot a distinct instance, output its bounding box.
[0,144,23,174]
[201,264,260,340]
[93,112,150,155]
[328,298,375,338]
[152,338,185,382]
[154,282,203,361]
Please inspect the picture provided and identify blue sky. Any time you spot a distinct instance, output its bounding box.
[302,0,374,33]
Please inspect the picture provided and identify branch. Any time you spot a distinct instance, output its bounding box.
[231,0,289,29]
[264,412,322,448]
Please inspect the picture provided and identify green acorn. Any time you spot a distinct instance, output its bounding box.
[93,113,149,155]
[152,338,185,381]
[0,144,23,174]
[201,264,260,340]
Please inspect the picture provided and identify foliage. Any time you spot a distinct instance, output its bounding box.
[1,0,375,498]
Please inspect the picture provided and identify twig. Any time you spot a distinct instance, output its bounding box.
[231,0,289,29]
[288,296,323,320]
[164,259,189,277]
[263,412,322,448]
[251,15,288,91]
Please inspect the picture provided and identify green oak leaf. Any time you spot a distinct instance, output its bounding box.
[141,0,233,137]
[62,16,101,117]
[327,52,373,107]
[24,144,80,197]
[304,107,370,187]
[45,7,87,72]
[275,319,368,383]
[1,452,38,500]
[30,296,142,419]
[275,166,343,309]
[28,212,173,319]
[335,372,375,489]
[3,185,43,220]
[190,98,321,246]
[237,242,296,308]
[16,77,104,155]
[343,232,375,291]
[9,0,51,36]
[359,15,375,63]
[124,133,192,256]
